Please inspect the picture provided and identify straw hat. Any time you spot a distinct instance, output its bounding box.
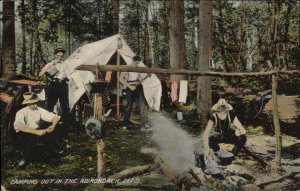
[211,99,233,112]
[22,92,40,105]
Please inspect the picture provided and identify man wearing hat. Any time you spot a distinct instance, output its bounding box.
[203,99,247,158]
[39,48,70,129]
[14,92,61,167]
[119,55,150,130]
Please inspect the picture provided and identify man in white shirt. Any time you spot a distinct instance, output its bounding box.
[39,48,70,129]
[14,92,60,167]
[119,55,150,130]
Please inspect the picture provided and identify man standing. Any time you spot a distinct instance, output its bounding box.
[203,99,247,158]
[14,92,60,167]
[119,55,150,130]
[39,48,70,129]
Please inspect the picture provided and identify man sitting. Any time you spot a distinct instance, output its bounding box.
[203,99,247,159]
[14,92,61,167]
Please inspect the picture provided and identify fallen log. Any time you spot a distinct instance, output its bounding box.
[257,172,298,189]
[154,154,193,190]
[242,147,270,167]
[224,164,255,181]
[108,164,153,181]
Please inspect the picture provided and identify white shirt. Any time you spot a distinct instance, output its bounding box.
[14,106,57,132]
[46,60,71,80]
[122,72,140,85]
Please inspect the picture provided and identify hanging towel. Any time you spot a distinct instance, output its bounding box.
[141,73,162,111]
[178,80,188,103]
[171,80,178,102]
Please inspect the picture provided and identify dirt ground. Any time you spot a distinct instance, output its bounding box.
[263,95,300,123]
[1,108,300,191]
[1,120,154,191]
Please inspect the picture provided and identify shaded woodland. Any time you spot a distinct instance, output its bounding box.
[1,0,300,191]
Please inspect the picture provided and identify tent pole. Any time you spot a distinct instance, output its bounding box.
[117,51,120,116]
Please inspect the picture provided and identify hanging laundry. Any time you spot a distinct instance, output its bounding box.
[139,63,162,111]
[171,80,179,103]
[178,80,188,103]
[105,71,112,82]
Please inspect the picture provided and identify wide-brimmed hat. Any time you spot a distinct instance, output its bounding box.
[22,92,40,105]
[54,48,66,55]
[211,99,233,112]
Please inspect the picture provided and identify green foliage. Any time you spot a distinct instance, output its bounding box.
[13,0,300,76]
[247,126,265,136]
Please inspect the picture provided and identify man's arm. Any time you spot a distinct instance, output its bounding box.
[46,115,59,133]
[39,63,52,77]
[119,73,136,91]
[203,120,214,156]
[139,73,151,84]
[233,117,246,136]
[18,125,47,136]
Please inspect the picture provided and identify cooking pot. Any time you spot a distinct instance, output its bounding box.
[215,150,235,166]
[85,118,106,140]
[84,81,107,93]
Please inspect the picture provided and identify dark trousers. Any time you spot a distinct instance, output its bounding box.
[209,132,247,156]
[47,81,70,126]
[123,85,148,127]
[17,126,59,160]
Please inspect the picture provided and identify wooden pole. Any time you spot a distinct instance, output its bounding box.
[116,51,120,116]
[76,65,300,77]
[97,139,105,178]
[272,71,281,166]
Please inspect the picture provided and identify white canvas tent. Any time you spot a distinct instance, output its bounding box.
[64,34,135,110]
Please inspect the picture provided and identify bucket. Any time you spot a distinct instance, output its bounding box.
[194,152,205,170]
[46,66,59,77]
[177,111,183,121]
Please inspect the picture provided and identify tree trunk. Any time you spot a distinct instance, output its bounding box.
[161,1,169,69]
[216,0,228,71]
[270,0,278,67]
[2,0,16,78]
[169,0,186,81]
[21,0,27,74]
[283,2,292,69]
[112,0,119,35]
[143,2,150,67]
[237,0,246,71]
[30,31,34,76]
[136,2,140,55]
[29,0,46,76]
[197,0,212,120]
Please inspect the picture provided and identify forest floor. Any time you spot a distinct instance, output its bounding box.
[1,95,300,191]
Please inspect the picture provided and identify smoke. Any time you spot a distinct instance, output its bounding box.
[149,113,203,172]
